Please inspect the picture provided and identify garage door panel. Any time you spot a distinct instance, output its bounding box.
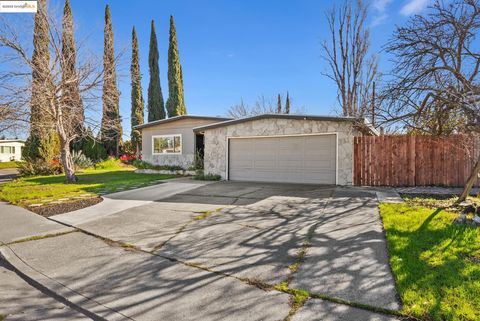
[229,135,336,184]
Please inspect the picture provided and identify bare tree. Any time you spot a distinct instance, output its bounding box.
[0,1,106,182]
[227,94,306,119]
[322,0,379,117]
[381,0,480,201]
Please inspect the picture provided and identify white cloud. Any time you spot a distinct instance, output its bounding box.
[371,0,393,27]
[371,13,389,27]
[400,0,430,15]
[372,0,393,13]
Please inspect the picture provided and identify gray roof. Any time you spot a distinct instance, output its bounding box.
[0,139,25,143]
[133,115,232,130]
[193,114,363,132]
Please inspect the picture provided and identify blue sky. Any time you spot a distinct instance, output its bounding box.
[63,0,430,138]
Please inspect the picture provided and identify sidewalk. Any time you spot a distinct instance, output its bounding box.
[0,202,74,245]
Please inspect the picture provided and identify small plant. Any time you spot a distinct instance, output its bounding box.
[18,158,63,176]
[71,150,94,170]
[192,149,204,171]
[133,160,184,171]
[193,170,221,181]
[94,158,124,170]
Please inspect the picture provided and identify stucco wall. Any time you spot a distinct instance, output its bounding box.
[0,141,24,162]
[202,118,361,185]
[141,118,221,169]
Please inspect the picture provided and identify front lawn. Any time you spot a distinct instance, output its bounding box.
[380,203,480,321]
[0,168,174,207]
[0,161,20,169]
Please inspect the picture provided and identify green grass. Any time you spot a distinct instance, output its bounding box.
[193,172,222,181]
[0,161,20,169]
[0,167,174,207]
[93,158,125,170]
[380,203,480,321]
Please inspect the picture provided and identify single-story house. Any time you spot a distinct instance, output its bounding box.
[0,139,25,162]
[135,114,376,185]
[134,115,231,168]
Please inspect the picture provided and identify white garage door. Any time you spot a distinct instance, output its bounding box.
[228,134,336,184]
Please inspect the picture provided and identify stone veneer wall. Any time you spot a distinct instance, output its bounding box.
[143,154,194,169]
[202,118,361,185]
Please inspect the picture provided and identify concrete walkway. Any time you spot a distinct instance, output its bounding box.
[0,202,74,245]
[50,178,213,226]
[1,232,290,321]
[0,257,89,321]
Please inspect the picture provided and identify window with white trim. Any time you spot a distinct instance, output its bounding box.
[0,146,15,154]
[152,135,182,154]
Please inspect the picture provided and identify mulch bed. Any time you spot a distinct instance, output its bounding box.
[29,197,103,217]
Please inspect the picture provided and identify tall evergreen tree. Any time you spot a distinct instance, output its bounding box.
[28,0,54,160]
[166,15,186,117]
[147,20,165,121]
[100,5,122,156]
[130,27,144,156]
[285,92,290,114]
[277,94,282,113]
[61,0,84,134]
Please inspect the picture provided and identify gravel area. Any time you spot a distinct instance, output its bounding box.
[29,197,103,217]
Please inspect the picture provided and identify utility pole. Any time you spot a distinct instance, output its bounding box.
[371,81,376,127]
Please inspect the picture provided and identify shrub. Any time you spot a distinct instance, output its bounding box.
[120,140,135,156]
[72,135,107,162]
[193,170,221,181]
[94,158,124,170]
[18,159,63,176]
[119,154,137,163]
[133,160,184,171]
[191,149,204,171]
[71,150,94,170]
[23,132,60,161]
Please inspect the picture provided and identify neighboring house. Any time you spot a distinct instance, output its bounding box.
[136,114,376,185]
[0,139,25,162]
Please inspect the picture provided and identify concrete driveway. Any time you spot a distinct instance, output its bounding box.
[1,181,401,321]
[0,168,18,184]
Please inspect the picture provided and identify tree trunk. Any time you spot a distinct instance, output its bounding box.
[60,138,77,183]
[136,143,140,159]
[458,153,480,203]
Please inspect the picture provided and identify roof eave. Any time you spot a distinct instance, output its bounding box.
[134,115,232,130]
[193,114,359,132]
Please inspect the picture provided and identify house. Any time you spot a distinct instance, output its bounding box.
[135,114,376,185]
[0,139,25,162]
[134,115,231,169]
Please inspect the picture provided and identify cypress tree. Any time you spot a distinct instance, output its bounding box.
[285,92,290,114]
[147,20,165,121]
[100,5,122,157]
[277,94,282,113]
[166,15,186,117]
[130,27,144,156]
[29,0,54,160]
[61,0,84,133]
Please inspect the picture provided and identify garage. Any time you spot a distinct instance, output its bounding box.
[194,114,376,185]
[228,134,337,184]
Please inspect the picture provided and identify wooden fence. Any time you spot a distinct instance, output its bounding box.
[353,135,480,187]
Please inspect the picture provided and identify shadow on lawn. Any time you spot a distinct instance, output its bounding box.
[385,208,480,320]
[26,170,165,185]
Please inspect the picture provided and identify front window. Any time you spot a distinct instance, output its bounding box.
[0,146,15,154]
[152,135,182,154]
